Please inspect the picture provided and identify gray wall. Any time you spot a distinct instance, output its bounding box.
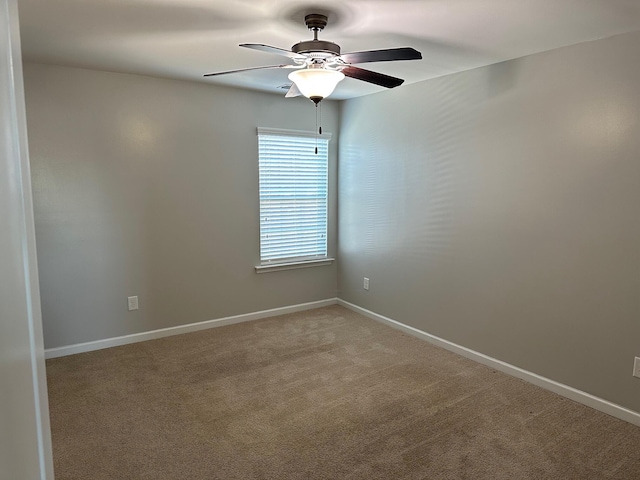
[0,0,53,477]
[24,63,339,349]
[338,31,640,413]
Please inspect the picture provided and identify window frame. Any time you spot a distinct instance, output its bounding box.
[255,127,334,273]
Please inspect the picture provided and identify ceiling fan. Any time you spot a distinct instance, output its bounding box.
[204,13,422,103]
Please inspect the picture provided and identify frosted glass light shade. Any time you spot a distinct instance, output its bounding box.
[288,69,345,100]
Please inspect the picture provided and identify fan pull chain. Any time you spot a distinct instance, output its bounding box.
[315,102,319,155]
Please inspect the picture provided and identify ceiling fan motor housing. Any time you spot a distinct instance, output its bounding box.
[292,40,341,56]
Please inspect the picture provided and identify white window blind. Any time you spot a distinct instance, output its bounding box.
[257,128,330,264]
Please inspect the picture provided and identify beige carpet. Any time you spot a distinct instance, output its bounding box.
[46,305,640,479]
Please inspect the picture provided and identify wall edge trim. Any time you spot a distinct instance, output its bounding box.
[337,299,640,427]
[45,298,339,359]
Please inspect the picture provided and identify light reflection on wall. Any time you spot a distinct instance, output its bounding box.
[569,101,635,150]
[339,73,479,268]
[119,114,158,154]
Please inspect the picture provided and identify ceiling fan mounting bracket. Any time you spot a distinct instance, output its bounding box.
[304,14,328,32]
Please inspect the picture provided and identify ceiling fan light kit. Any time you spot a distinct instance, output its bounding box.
[288,68,345,104]
[204,13,422,103]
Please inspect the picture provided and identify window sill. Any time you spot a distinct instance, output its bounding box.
[255,258,334,274]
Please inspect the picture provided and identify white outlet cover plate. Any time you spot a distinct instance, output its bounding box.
[633,357,640,379]
[127,296,138,311]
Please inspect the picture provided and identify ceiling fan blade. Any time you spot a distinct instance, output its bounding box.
[285,83,302,98]
[340,47,422,65]
[240,43,306,60]
[341,66,404,88]
[204,64,298,77]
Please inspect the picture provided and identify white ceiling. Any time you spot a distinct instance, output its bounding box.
[17,0,640,100]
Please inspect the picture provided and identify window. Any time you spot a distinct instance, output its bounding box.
[256,127,332,271]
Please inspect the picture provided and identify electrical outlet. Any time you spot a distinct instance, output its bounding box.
[127,296,139,311]
[633,357,640,379]
[363,277,370,290]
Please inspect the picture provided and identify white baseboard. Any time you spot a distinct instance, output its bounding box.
[45,298,338,360]
[338,299,640,427]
